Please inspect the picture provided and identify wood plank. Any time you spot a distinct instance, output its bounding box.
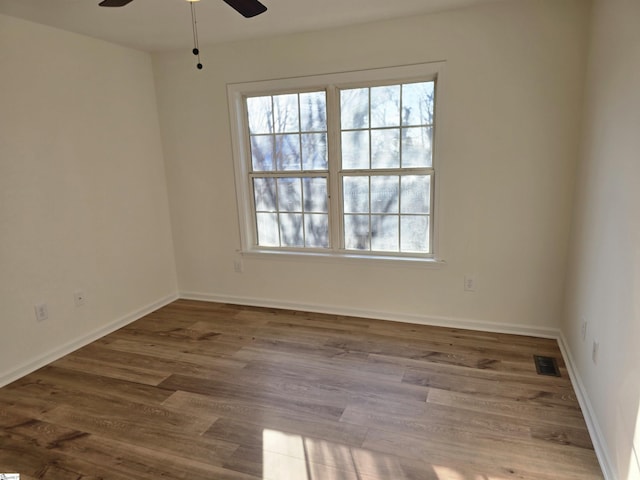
[426,386,590,431]
[41,403,237,466]
[340,396,534,442]
[159,374,346,421]
[0,426,134,480]
[101,337,248,369]
[162,390,363,444]
[5,365,174,406]
[204,415,368,450]
[362,428,602,480]
[234,344,407,379]
[403,366,580,408]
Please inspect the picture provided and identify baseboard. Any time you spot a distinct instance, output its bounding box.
[557,332,615,480]
[179,291,560,339]
[0,293,179,388]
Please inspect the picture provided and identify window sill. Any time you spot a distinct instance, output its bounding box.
[239,248,446,269]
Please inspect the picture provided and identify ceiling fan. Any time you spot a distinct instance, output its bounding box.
[99,0,267,69]
[98,0,267,18]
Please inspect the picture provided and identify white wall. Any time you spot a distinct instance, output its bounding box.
[153,0,590,333]
[0,15,178,384]
[562,0,640,478]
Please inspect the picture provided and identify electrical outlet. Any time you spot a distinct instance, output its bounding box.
[464,274,477,292]
[581,320,588,341]
[592,340,599,364]
[234,258,243,273]
[34,303,48,322]
[74,290,86,307]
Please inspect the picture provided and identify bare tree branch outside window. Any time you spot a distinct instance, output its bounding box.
[248,91,328,248]
[245,80,435,254]
[340,81,434,253]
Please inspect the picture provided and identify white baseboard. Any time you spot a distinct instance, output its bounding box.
[0,293,179,388]
[557,332,615,480]
[180,291,560,339]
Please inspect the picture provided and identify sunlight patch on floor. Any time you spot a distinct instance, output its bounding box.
[262,428,510,480]
[262,429,310,480]
[432,464,504,480]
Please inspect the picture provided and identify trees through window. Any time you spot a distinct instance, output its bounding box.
[229,64,441,260]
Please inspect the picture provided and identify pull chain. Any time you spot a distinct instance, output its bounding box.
[190,2,203,70]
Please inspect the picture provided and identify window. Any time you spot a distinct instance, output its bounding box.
[228,63,442,262]
[247,91,330,248]
[340,82,434,253]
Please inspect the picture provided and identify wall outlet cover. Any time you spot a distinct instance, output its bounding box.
[34,303,48,322]
[464,274,477,292]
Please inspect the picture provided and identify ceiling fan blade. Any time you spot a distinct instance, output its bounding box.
[99,0,135,7]
[222,0,267,18]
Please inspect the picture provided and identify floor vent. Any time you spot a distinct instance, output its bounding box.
[533,355,560,377]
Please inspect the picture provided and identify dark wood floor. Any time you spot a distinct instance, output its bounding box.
[0,300,603,479]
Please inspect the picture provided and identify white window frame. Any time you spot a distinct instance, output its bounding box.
[227,62,445,265]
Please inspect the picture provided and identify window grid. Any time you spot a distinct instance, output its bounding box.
[251,173,330,249]
[233,67,439,260]
[340,172,432,253]
[247,89,330,250]
[338,81,434,254]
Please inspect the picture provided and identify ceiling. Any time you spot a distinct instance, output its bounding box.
[0,0,501,52]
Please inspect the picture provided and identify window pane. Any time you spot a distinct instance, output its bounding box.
[277,178,302,212]
[371,176,399,214]
[371,129,400,169]
[303,177,327,213]
[344,214,370,250]
[251,135,274,171]
[280,213,304,247]
[253,178,277,211]
[304,214,329,248]
[343,176,369,213]
[371,85,400,128]
[341,131,370,169]
[300,91,326,132]
[275,134,301,171]
[402,81,434,126]
[341,88,369,130]
[256,212,279,246]
[371,215,399,252]
[401,175,430,214]
[247,96,273,134]
[273,94,299,133]
[402,126,433,168]
[401,215,429,253]
[301,133,327,170]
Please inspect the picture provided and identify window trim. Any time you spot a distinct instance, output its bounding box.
[227,62,445,264]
